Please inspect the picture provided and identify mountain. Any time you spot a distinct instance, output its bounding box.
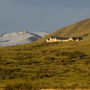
[33,32,48,37]
[0,30,48,46]
[0,19,90,89]
[38,19,90,42]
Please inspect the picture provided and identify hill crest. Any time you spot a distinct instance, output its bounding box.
[38,18,90,42]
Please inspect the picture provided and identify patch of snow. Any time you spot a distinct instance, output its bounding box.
[0,31,48,47]
[33,32,48,37]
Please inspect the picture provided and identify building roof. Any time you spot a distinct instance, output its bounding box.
[50,36,69,40]
[72,37,83,40]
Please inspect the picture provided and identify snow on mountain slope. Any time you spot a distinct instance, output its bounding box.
[33,32,48,37]
[0,30,48,47]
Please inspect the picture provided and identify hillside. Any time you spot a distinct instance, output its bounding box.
[0,41,90,89]
[0,31,48,47]
[0,19,90,90]
[38,19,90,42]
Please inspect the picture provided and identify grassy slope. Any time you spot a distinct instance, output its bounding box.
[0,19,90,89]
[37,19,90,43]
[0,41,90,89]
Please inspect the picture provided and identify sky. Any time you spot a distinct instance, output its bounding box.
[0,0,90,34]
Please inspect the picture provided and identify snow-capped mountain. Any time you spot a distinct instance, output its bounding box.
[33,32,48,37]
[0,30,48,47]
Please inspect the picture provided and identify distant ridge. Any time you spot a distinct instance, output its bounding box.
[38,19,90,42]
[0,31,48,47]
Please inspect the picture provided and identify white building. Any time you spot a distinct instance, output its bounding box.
[46,36,83,42]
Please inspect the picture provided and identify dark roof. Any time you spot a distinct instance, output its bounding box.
[72,37,83,40]
[50,36,69,40]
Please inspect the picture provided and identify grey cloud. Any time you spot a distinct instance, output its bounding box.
[0,0,90,34]
[12,0,90,8]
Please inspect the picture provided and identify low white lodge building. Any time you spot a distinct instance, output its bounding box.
[46,36,83,42]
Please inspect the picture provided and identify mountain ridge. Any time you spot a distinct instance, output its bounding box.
[0,19,90,89]
[38,19,90,43]
[0,30,48,46]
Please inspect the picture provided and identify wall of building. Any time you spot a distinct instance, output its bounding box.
[46,38,70,42]
[46,37,81,42]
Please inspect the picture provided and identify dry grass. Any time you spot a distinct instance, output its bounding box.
[38,19,90,43]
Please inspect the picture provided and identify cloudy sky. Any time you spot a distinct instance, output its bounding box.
[0,0,90,34]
